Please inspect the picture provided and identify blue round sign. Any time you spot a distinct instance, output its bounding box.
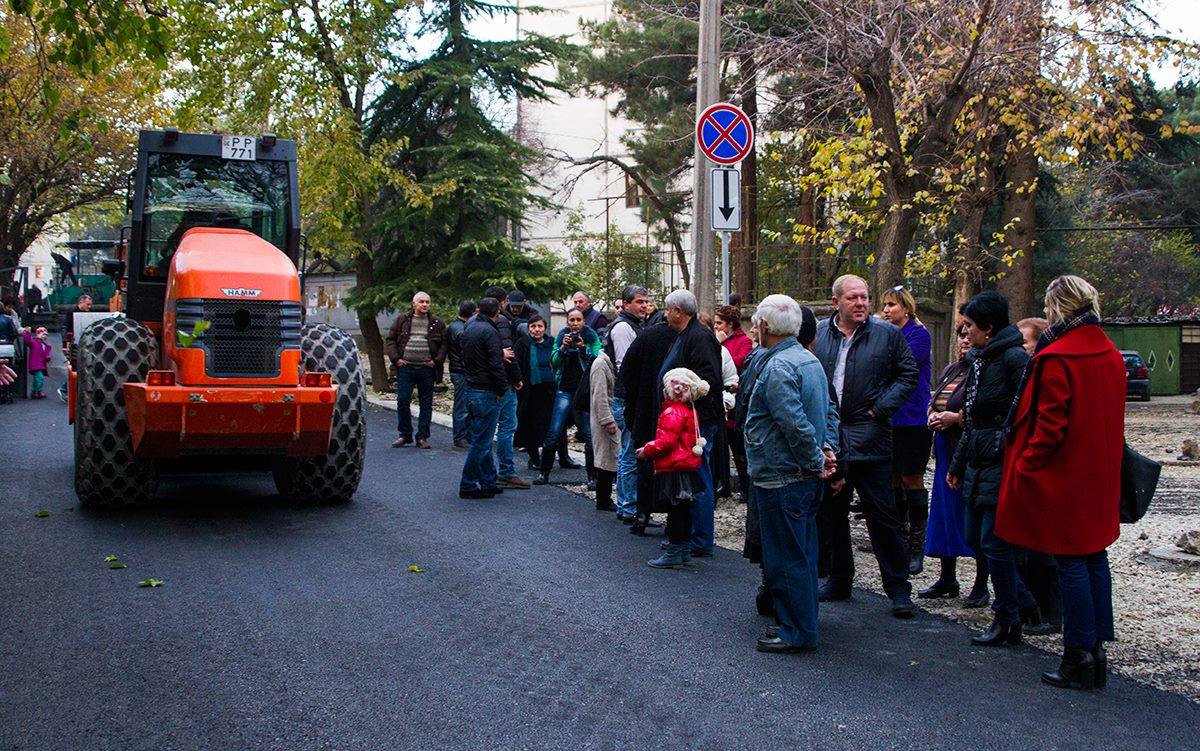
[696,102,754,165]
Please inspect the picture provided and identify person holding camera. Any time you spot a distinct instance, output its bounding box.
[534,309,600,485]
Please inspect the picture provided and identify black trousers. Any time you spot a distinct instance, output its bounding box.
[636,458,656,518]
[728,427,750,500]
[713,422,731,492]
[595,469,615,508]
[818,459,912,598]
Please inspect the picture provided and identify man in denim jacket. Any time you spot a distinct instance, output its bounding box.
[744,295,838,654]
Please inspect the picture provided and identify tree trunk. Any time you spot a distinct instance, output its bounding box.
[995,0,1040,320]
[995,136,1038,320]
[872,202,920,302]
[735,50,758,301]
[354,250,389,392]
[953,200,988,361]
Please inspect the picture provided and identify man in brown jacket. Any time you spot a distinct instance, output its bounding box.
[385,291,448,448]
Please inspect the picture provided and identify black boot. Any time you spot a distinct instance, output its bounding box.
[527,446,541,471]
[1022,604,1058,636]
[918,557,960,599]
[755,569,773,617]
[1041,648,1096,690]
[906,490,928,575]
[532,450,553,486]
[629,513,648,536]
[963,559,990,608]
[1092,644,1108,688]
[970,618,1022,646]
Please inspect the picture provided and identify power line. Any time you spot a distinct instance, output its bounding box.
[1038,224,1200,233]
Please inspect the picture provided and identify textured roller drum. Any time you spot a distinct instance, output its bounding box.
[73,317,160,508]
[273,323,366,503]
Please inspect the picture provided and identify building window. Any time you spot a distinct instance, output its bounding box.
[624,172,641,208]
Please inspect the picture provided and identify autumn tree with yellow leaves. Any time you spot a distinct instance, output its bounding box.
[735,0,1198,310]
[0,6,163,283]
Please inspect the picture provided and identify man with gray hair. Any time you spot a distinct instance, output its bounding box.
[606,284,650,520]
[743,295,838,652]
[660,288,724,556]
[573,290,609,333]
[385,291,447,448]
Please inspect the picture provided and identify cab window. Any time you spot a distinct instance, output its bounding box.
[141,154,289,280]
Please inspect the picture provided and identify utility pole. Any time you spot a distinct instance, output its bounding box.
[690,0,720,312]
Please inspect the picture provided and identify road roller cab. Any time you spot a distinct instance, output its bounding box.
[69,130,366,508]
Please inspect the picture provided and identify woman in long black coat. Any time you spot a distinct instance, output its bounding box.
[513,316,558,468]
[947,291,1036,647]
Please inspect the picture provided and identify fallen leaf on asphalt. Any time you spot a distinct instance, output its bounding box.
[109,562,127,570]
[138,578,163,588]
[909,659,919,666]
[34,510,48,518]
[408,565,425,573]
[103,554,119,563]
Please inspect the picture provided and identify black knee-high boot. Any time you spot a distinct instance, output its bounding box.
[906,489,929,574]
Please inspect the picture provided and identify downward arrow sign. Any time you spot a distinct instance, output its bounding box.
[719,169,735,221]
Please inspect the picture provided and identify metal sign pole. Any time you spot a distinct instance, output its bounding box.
[720,231,731,304]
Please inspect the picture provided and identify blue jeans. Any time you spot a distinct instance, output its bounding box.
[461,390,502,493]
[758,479,823,649]
[690,422,720,554]
[1055,551,1114,649]
[542,390,591,463]
[977,505,1036,624]
[395,364,436,441]
[495,387,517,477]
[613,397,637,516]
[449,372,471,444]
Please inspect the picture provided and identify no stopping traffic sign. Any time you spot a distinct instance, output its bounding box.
[696,102,754,165]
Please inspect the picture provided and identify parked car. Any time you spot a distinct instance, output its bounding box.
[1121,350,1151,401]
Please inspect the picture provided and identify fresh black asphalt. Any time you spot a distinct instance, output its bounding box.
[1,391,1197,750]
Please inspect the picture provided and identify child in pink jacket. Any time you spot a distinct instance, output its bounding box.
[22,327,53,399]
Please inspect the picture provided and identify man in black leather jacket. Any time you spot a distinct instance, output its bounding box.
[811,274,919,618]
[459,297,509,499]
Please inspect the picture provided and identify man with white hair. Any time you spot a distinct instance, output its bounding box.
[660,288,724,557]
[743,295,839,653]
[385,291,448,449]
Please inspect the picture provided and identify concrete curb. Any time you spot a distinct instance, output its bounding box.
[366,392,586,461]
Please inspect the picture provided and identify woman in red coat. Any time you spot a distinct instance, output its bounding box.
[997,275,1125,691]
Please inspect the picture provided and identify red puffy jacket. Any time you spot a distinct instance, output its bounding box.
[640,401,703,474]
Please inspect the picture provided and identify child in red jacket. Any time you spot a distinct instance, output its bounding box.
[637,367,710,569]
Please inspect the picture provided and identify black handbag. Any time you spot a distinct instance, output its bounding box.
[1120,442,1160,523]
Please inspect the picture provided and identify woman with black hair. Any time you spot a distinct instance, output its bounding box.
[514,315,557,470]
[947,290,1038,647]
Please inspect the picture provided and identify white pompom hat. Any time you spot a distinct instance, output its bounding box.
[662,367,710,456]
[662,367,710,403]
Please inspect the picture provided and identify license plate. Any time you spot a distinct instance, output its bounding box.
[222,135,257,161]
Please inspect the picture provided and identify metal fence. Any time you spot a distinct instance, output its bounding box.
[586,238,949,307]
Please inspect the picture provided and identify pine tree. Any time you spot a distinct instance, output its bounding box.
[361,0,578,307]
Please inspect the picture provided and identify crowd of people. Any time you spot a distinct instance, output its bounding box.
[388,273,1126,690]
